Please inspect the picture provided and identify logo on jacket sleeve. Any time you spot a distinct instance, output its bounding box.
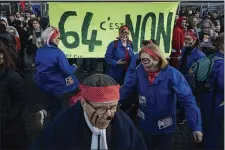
[65,76,74,86]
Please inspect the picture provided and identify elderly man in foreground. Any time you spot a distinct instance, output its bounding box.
[32,74,147,150]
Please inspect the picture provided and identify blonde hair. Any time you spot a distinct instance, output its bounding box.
[139,42,168,69]
[36,26,57,48]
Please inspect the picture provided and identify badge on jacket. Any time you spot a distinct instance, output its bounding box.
[137,109,145,120]
[65,76,74,86]
[158,117,172,129]
[139,95,146,106]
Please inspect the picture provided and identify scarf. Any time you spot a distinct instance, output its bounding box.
[147,70,160,84]
[84,111,108,150]
[123,45,130,71]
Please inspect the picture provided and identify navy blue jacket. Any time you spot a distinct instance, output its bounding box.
[34,44,79,96]
[197,51,224,123]
[123,53,139,86]
[105,40,134,84]
[120,65,202,134]
[31,102,147,150]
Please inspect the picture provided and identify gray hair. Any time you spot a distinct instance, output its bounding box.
[36,26,57,48]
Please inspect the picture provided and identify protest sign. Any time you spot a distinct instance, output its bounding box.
[49,2,178,58]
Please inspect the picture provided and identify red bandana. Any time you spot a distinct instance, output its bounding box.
[80,85,120,103]
[49,27,60,42]
[142,47,160,61]
[147,70,160,84]
[69,85,120,106]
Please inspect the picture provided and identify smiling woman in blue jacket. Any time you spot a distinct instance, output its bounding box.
[120,41,203,150]
[34,26,79,129]
[104,25,134,85]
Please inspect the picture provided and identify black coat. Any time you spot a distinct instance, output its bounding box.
[0,68,28,149]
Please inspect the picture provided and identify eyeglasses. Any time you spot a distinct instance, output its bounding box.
[120,30,129,36]
[86,101,117,115]
[141,58,150,64]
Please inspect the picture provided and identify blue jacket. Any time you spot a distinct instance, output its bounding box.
[31,102,148,150]
[105,40,134,84]
[198,51,224,123]
[128,53,139,71]
[179,47,206,80]
[34,44,79,96]
[120,65,202,134]
[123,53,139,85]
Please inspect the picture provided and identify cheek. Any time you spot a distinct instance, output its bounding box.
[98,113,114,123]
[150,60,159,66]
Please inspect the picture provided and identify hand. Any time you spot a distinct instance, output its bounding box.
[192,131,203,143]
[117,59,128,65]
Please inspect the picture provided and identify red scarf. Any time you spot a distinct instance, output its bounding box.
[147,70,160,84]
[124,46,130,71]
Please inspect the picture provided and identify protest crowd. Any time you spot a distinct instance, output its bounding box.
[0,2,224,150]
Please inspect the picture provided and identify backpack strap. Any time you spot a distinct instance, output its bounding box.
[195,61,200,81]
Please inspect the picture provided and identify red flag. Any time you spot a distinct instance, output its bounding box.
[20,1,25,12]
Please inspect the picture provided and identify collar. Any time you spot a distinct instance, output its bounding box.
[118,39,131,48]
